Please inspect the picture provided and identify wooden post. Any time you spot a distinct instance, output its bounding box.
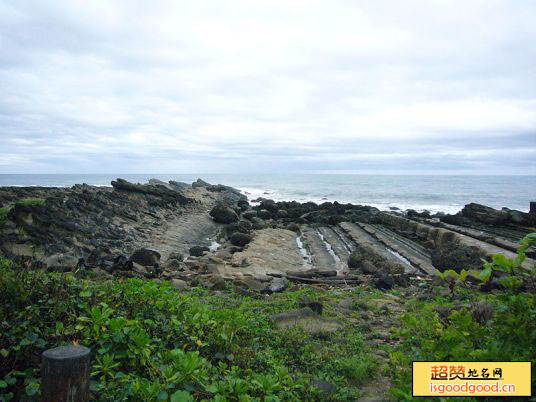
[41,345,91,402]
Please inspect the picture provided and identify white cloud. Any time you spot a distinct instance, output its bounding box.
[0,0,535,173]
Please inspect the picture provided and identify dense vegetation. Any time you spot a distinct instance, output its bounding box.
[1,232,534,401]
[390,232,536,401]
[0,257,378,401]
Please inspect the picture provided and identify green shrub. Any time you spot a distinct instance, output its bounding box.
[0,257,377,401]
[390,233,536,400]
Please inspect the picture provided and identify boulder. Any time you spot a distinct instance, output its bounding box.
[266,277,290,293]
[298,297,323,315]
[347,251,363,269]
[256,209,272,220]
[209,204,239,224]
[130,248,161,267]
[361,260,379,275]
[375,272,394,290]
[168,252,184,262]
[250,217,266,230]
[259,199,278,212]
[226,220,252,236]
[237,199,250,211]
[242,210,257,221]
[431,244,485,273]
[192,178,211,188]
[189,246,210,257]
[461,203,508,225]
[171,279,188,290]
[230,232,252,247]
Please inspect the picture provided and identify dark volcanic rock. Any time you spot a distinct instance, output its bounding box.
[226,220,253,236]
[256,209,272,220]
[230,232,252,247]
[189,246,210,257]
[375,272,394,290]
[112,178,192,205]
[347,251,362,269]
[209,204,239,224]
[461,203,509,225]
[130,248,161,266]
[431,244,486,273]
[242,210,257,221]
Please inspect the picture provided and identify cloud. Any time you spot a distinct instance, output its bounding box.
[0,0,535,174]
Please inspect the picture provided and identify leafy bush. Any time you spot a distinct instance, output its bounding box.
[390,232,536,400]
[0,257,377,401]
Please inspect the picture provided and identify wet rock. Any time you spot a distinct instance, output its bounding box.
[431,244,485,273]
[230,232,252,247]
[130,248,161,267]
[209,204,239,224]
[189,246,209,257]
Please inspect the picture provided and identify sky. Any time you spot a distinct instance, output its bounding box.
[0,0,535,174]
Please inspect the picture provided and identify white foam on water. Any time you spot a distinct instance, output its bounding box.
[208,241,221,252]
[317,231,341,262]
[295,236,313,266]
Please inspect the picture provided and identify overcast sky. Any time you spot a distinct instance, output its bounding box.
[1,0,535,174]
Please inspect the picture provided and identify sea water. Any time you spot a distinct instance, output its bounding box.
[0,174,534,214]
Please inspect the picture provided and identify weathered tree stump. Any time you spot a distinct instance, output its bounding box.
[41,345,91,402]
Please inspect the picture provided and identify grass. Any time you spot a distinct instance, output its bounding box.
[16,198,45,207]
[0,257,379,401]
[0,198,45,226]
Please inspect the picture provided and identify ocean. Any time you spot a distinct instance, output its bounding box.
[0,174,534,215]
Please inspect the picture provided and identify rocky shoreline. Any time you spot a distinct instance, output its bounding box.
[1,178,535,294]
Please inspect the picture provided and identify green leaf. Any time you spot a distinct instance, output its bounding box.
[80,290,92,298]
[0,380,7,389]
[480,266,492,283]
[170,390,194,402]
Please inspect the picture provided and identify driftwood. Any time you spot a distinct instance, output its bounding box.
[285,269,338,278]
[267,272,362,285]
